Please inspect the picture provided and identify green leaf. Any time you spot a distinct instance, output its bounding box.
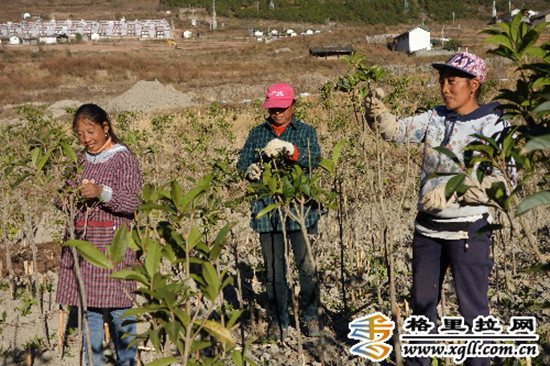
[187,227,202,251]
[189,340,213,354]
[526,46,547,59]
[170,180,184,211]
[110,270,149,285]
[180,175,213,209]
[164,321,182,344]
[211,222,237,260]
[483,34,512,48]
[202,262,219,301]
[60,141,77,163]
[521,134,550,153]
[256,202,281,219]
[141,183,157,202]
[31,147,41,169]
[331,140,347,164]
[36,149,52,171]
[516,191,550,216]
[509,11,521,45]
[138,203,176,214]
[63,240,112,269]
[109,225,129,266]
[174,307,191,326]
[282,176,295,200]
[445,174,465,198]
[226,309,244,330]
[532,76,550,88]
[145,240,161,277]
[433,146,460,164]
[463,141,496,154]
[232,349,244,366]
[319,159,334,173]
[197,319,235,346]
[533,101,550,113]
[121,307,154,317]
[145,357,179,366]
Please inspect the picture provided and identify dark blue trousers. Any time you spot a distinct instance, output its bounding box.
[259,224,318,328]
[406,218,493,366]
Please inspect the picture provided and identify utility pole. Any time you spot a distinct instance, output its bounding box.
[269,0,274,10]
[404,0,409,14]
[211,0,217,30]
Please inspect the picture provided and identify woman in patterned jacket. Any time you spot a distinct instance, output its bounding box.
[365,52,511,366]
[56,104,141,366]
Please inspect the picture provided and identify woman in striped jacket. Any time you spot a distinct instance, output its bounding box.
[56,104,141,366]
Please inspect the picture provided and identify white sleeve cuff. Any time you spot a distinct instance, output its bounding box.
[100,185,113,202]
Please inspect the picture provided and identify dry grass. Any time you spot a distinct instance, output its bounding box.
[0,3,502,112]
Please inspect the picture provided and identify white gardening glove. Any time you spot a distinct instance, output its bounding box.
[264,138,295,158]
[245,163,262,181]
[420,185,457,212]
[460,174,505,204]
[364,91,400,140]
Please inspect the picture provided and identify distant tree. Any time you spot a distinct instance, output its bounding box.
[443,38,460,51]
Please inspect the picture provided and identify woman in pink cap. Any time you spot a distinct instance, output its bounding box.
[365,52,513,366]
[237,82,322,340]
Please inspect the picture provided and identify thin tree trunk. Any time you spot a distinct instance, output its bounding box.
[337,178,348,314]
[65,196,94,366]
[24,211,50,346]
[384,227,403,366]
[231,231,247,363]
[1,203,14,301]
[278,208,304,363]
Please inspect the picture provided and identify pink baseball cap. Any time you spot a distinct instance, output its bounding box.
[432,52,487,84]
[262,82,295,109]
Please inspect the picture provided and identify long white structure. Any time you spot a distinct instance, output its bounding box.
[1,18,171,39]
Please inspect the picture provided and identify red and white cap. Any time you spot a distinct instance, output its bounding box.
[262,82,295,109]
[432,52,487,84]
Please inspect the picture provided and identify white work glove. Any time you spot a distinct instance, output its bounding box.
[245,163,262,181]
[364,91,400,140]
[264,138,295,158]
[460,174,505,204]
[420,185,457,212]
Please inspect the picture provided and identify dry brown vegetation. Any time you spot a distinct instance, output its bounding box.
[1,0,518,119]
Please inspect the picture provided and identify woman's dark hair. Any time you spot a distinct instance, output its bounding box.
[73,104,121,144]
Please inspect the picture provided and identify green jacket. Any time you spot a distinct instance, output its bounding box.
[237,117,321,233]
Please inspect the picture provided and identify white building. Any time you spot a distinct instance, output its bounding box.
[39,35,57,44]
[394,25,431,53]
[9,35,21,44]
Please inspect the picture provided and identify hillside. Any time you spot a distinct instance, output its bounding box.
[160,0,550,24]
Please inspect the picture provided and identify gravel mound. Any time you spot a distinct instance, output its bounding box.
[105,80,198,113]
[47,99,83,118]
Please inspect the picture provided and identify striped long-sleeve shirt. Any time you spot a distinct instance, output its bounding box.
[56,144,142,308]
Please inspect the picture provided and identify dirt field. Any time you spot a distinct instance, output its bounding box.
[0,1,510,121]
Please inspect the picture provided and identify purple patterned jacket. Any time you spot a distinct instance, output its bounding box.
[56,144,142,308]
